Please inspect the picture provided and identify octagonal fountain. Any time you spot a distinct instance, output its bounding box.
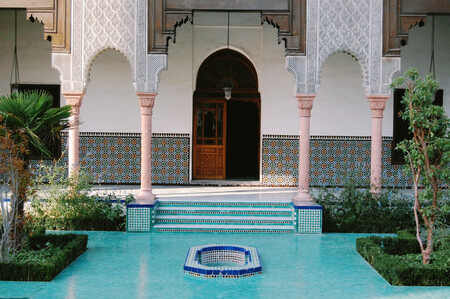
[183,244,262,278]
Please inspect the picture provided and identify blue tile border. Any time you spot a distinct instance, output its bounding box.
[127,200,159,208]
[183,244,262,278]
[291,202,323,210]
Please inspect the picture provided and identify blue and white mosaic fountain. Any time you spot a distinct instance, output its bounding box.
[183,244,262,278]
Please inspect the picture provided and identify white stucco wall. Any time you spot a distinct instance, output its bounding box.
[80,50,139,132]
[0,10,448,137]
[313,53,372,136]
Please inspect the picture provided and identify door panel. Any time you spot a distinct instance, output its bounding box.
[193,100,226,179]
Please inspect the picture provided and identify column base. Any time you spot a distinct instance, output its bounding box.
[136,190,156,204]
[293,189,313,204]
[370,186,381,194]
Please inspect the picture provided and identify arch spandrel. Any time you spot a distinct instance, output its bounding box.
[84,47,136,88]
[317,51,370,95]
[82,0,136,90]
[286,0,401,96]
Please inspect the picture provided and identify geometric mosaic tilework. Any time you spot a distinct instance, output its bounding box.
[310,136,372,187]
[126,202,158,232]
[30,133,412,188]
[381,139,413,188]
[30,132,190,185]
[261,135,299,186]
[152,133,190,185]
[295,208,322,234]
[262,135,412,188]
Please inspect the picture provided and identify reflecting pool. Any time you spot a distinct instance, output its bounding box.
[0,232,449,298]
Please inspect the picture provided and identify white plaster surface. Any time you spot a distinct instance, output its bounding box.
[313,53,372,136]
[80,50,139,132]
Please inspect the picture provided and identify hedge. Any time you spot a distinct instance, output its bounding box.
[0,233,88,281]
[314,187,415,233]
[356,235,450,286]
[30,216,125,231]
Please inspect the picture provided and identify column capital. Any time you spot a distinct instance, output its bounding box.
[137,92,157,115]
[63,91,85,108]
[367,94,389,118]
[296,94,316,117]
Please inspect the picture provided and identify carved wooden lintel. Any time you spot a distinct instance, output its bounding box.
[0,0,71,53]
[148,0,306,55]
[383,0,450,57]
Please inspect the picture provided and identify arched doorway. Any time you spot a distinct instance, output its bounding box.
[193,49,260,180]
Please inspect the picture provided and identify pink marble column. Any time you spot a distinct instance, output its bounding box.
[294,94,316,203]
[63,92,85,177]
[368,95,389,193]
[136,92,157,203]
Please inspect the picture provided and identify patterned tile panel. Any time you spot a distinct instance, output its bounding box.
[296,209,322,234]
[262,135,412,188]
[30,132,190,185]
[261,136,299,186]
[127,206,153,232]
[30,133,412,188]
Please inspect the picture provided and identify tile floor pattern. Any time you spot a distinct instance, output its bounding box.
[30,133,412,187]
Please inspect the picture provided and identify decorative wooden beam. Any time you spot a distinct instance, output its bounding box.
[0,0,71,53]
[383,0,450,57]
[148,0,306,55]
[262,0,306,56]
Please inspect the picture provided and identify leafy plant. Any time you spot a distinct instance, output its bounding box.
[390,68,450,264]
[0,119,30,261]
[0,91,71,257]
[314,183,414,233]
[28,163,131,231]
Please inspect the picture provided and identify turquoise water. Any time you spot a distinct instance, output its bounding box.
[1,232,449,298]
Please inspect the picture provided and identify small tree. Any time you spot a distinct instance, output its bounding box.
[391,68,449,264]
[0,120,30,261]
[0,91,71,257]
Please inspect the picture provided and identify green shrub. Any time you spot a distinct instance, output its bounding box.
[0,233,87,281]
[314,185,415,233]
[356,235,450,286]
[28,164,131,231]
[30,215,125,231]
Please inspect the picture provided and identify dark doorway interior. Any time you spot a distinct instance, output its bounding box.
[226,100,259,180]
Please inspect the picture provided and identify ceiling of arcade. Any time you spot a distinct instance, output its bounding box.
[0,0,448,57]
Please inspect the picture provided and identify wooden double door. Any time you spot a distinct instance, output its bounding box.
[193,98,260,180]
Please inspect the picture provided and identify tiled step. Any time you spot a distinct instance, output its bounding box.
[157,201,291,208]
[153,224,295,233]
[155,215,293,225]
[156,206,292,216]
[127,198,322,234]
[153,199,295,233]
